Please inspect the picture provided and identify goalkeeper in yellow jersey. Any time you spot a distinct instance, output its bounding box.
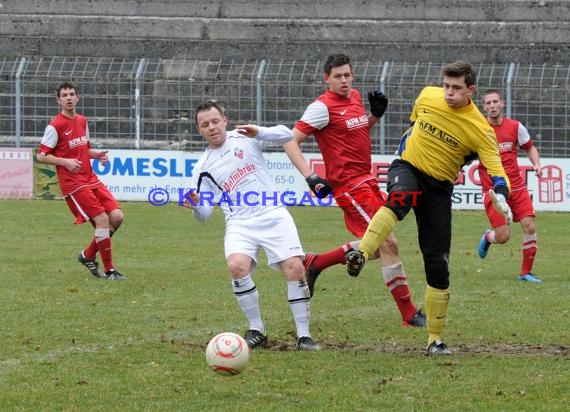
[345,61,512,356]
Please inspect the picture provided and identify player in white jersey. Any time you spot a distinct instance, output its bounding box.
[184,100,320,351]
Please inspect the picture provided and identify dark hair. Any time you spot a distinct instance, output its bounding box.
[56,81,78,97]
[323,54,352,75]
[442,61,477,87]
[194,99,225,124]
[483,89,503,99]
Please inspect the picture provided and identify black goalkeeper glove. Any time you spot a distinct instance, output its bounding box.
[306,174,333,199]
[367,90,388,118]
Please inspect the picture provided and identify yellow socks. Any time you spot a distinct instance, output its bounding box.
[359,207,398,259]
[425,285,450,345]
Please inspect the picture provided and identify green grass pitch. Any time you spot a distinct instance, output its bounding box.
[0,199,568,411]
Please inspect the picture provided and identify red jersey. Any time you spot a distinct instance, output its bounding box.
[295,89,374,190]
[38,113,102,196]
[478,117,533,192]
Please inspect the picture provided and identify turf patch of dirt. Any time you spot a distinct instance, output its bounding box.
[264,340,570,356]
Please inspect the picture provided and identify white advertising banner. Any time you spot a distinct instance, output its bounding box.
[94,150,570,211]
[92,150,198,203]
[0,148,34,198]
[451,157,567,211]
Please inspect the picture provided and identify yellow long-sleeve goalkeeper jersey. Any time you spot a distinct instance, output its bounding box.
[399,86,509,186]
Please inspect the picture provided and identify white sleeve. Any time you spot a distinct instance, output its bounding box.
[256,125,294,148]
[299,100,329,130]
[517,122,531,146]
[192,202,214,222]
[191,181,215,221]
[40,124,58,148]
[189,160,215,222]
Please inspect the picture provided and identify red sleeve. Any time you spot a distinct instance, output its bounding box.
[294,120,318,136]
[38,144,54,156]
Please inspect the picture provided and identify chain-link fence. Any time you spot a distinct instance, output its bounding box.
[1,56,568,157]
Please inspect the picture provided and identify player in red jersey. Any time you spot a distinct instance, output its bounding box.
[37,81,127,280]
[477,89,543,282]
[284,54,425,328]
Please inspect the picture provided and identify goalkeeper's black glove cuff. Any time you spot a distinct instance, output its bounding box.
[305,174,333,199]
[493,185,510,200]
[367,91,388,118]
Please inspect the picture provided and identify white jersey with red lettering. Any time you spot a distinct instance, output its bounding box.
[191,125,293,223]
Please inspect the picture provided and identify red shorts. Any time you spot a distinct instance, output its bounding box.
[334,180,387,238]
[484,187,535,228]
[65,184,121,224]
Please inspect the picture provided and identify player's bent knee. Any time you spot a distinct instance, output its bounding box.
[280,257,305,281]
[424,254,450,289]
[386,201,412,221]
[92,212,110,227]
[495,233,510,244]
[522,220,536,235]
[494,227,511,243]
[109,209,124,226]
[227,255,252,277]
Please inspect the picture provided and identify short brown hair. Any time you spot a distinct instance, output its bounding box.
[56,81,78,97]
[442,61,477,86]
[194,99,225,124]
[323,54,352,75]
[483,89,503,99]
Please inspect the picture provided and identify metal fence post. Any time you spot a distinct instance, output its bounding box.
[256,59,267,125]
[134,58,146,149]
[15,57,27,147]
[506,63,516,118]
[379,61,390,154]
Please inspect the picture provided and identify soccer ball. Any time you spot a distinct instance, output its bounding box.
[205,332,250,375]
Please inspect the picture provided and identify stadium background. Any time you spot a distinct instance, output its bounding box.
[1,3,569,409]
[1,0,568,204]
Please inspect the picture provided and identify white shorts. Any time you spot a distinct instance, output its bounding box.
[224,207,304,271]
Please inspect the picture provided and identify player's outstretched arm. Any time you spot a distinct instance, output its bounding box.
[283,129,312,178]
[283,129,332,198]
[235,124,293,146]
[234,124,259,138]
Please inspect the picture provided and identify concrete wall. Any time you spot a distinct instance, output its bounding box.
[1,0,568,63]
